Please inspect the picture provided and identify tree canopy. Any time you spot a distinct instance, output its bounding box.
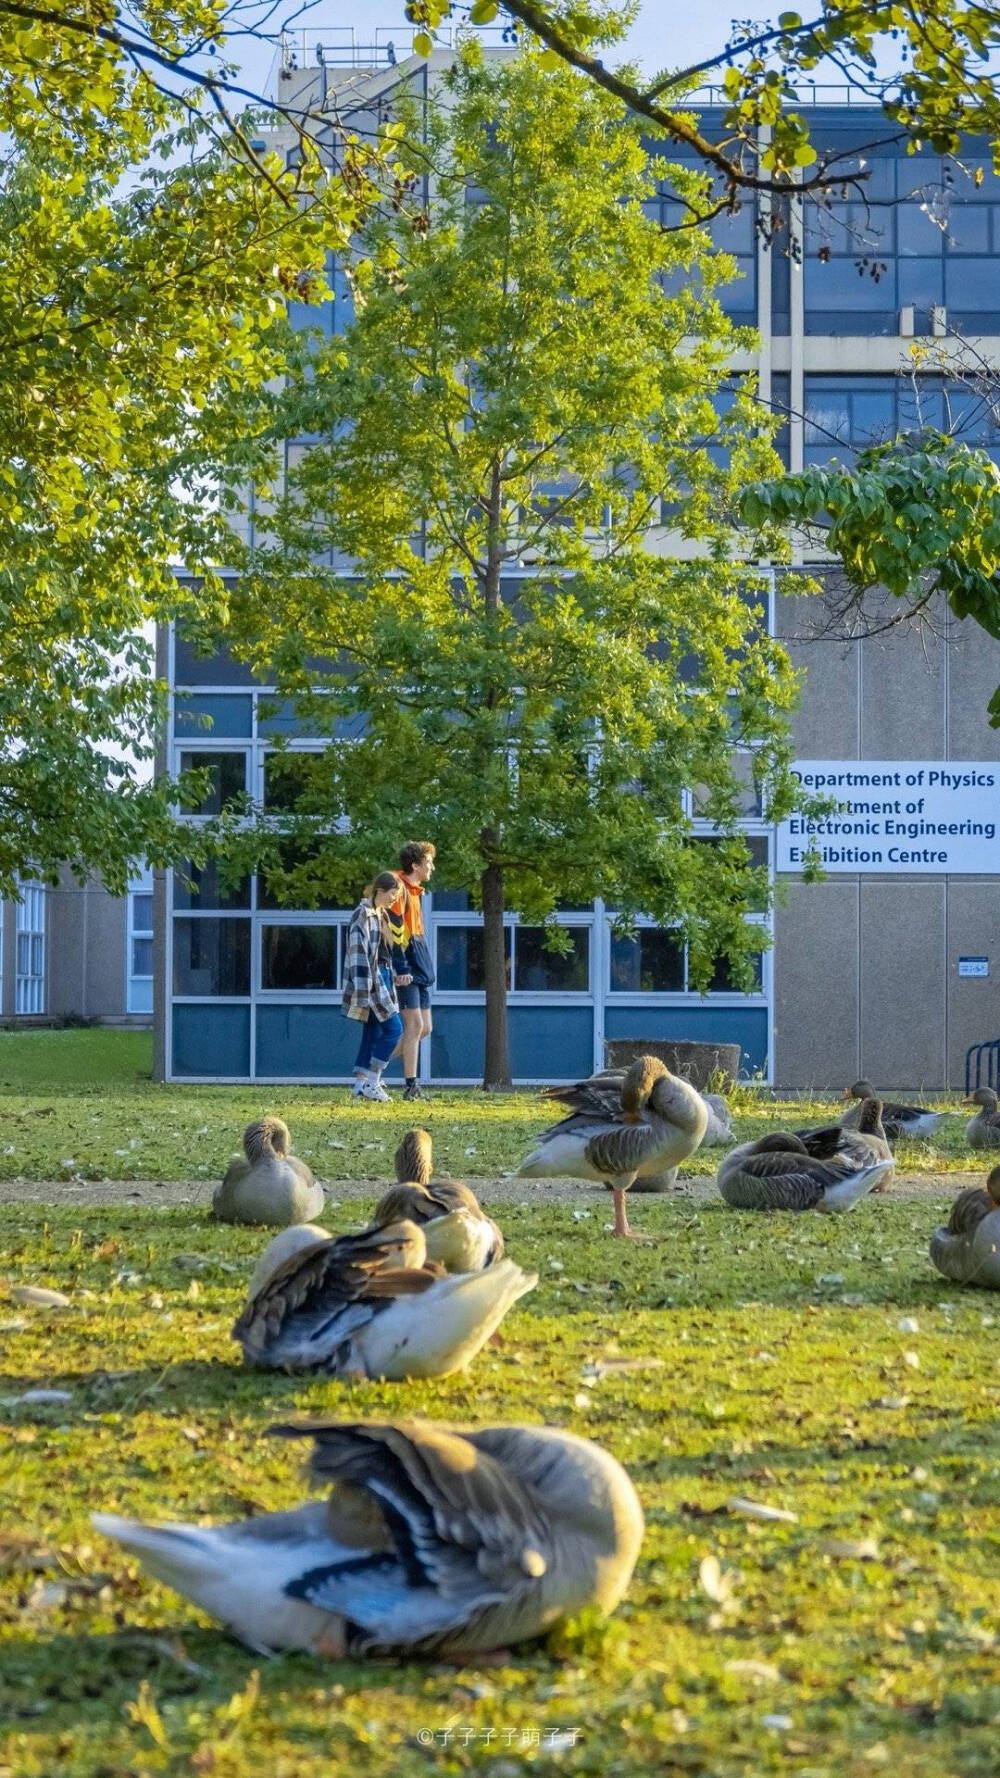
[221,44,802,1086]
[0,1,374,894]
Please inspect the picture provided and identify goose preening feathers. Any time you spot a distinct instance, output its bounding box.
[233,1217,535,1379]
[718,1100,894,1212]
[929,1166,1000,1288]
[965,1087,1000,1151]
[93,1418,644,1661]
[841,1080,943,1143]
[372,1129,505,1271]
[213,1118,324,1228]
[517,1057,708,1237]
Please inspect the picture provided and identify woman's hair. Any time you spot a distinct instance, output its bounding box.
[399,840,435,873]
[370,871,399,897]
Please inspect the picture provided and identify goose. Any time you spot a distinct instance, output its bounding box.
[929,1166,1000,1288]
[93,1417,644,1661]
[965,1087,1000,1151]
[370,1129,504,1271]
[517,1057,708,1237]
[719,1101,894,1212]
[841,1080,943,1143]
[233,1217,535,1379]
[213,1118,324,1228]
[701,1092,735,1148]
[247,1224,331,1300]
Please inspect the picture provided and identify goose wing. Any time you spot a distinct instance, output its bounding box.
[233,1234,443,1369]
[584,1120,657,1180]
[268,1421,551,1653]
[720,1144,829,1211]
[539,1070,627,1136]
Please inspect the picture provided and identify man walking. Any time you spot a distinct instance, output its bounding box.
[389,841,436,1101]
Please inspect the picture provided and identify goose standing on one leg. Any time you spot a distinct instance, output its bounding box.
[93,1417,644,1661]
[371,1129,505,1271]
[517,1057,708,1238]
[213,1118,325,1227]
[965,1087,1000,1151]
[841,1080,943,1143]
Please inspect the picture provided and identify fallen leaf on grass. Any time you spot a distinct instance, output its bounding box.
[699,1554,736,1604]
[725,1659,781,1683]
[10,1286,70,1309]
[727,1497,798,1524]
[818,1538,880,1561]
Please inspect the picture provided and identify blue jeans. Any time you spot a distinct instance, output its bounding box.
[353,969,403,1071]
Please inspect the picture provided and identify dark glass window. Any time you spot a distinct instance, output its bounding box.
[264,752,323,811]
[515,927,589,992]
[609,928,685,992]
[173,693,254,740]
[131,894,154,931]
[432,888,471,912]
[132,938,154,976]
[174,859,251,911]
[173,918,250,996]
[179,751,247,815]
[261,925,337,990]
[436,926,511,991]
[258,840,340,911]
[707,951,764,994]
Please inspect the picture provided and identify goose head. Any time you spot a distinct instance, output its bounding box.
[353,1217,428,1270]
[965,1087,999,1113]
[845,1079,877,1103]
[988,1165,1000,1205]
[394,1128,433,1187]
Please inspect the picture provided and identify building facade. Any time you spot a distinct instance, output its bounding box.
[153,39,1000,1088]
[0,870,153,1024]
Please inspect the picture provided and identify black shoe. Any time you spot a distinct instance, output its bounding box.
[403,1082,425,1101]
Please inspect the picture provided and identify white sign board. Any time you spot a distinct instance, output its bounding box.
[777,761,1000,874]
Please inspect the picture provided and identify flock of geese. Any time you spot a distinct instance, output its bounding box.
[93,1058,1000,1663]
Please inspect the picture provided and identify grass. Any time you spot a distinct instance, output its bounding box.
[0,1029,986,1185]
[1,1195,999,1777]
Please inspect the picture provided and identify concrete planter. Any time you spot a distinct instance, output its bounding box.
[605,1038,742,1092]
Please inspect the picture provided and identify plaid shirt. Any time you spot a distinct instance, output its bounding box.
[342,900,399,1022]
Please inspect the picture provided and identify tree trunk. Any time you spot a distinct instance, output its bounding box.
[481,858,512,1090]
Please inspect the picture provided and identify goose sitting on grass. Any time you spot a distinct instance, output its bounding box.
[719,1100,894,1212]
[517,1056,708,1238]
[929,1166,1000,1288]
[370,1129,504,1272]
[965,1087,1000,1151]
[213,1118,324,1228]
[93,1417,644,1661]
[841,1080,943,1143]
[233,1217,535,1380]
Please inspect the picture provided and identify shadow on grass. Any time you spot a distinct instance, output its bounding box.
[0,1356,318,1417]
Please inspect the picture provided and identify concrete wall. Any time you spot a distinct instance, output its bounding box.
[774,581,1000,1089]
[0,870,147,1025]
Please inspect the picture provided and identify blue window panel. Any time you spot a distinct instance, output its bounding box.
[945,257,999,310]
[804,256,896,311]
[897,256,944,309]
[945,205,991,253]
[172,694,253,739]
[430,1005,594,1081]
[173,1004,250,1078]
[129,979,153,1015]
[603,1004,769,1079]
[174,635,257,687]
[255,1004,393,1079]
[286,299,334,337]
[897,204,943,256]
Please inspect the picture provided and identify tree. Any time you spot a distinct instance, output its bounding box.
[224,44,803,1088]
[0,3,375,894]
[408,2,1000,188]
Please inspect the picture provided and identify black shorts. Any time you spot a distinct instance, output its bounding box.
[397,981,432,1012]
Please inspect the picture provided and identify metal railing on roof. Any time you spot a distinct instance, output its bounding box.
[277,23,517,73]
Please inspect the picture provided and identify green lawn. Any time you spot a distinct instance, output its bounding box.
[1,1196,998,1777]
[0,1028,985,1183]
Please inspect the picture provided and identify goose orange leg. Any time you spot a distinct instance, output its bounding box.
[611,1185,633,1238]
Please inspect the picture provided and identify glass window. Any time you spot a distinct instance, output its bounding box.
[179,751,247,815]
[264,752,323,811]
[436,926,511,991]
[173,859,251,911]
[131,894,153,932]
[173,918,250,996]
[173,693,253,739]
[707,951,764,994]
[261,925,338,991]
[257,839,340,911]
[514,927,589,992]
[15,882,46,1014]
[609,928,684,993]
[132,937,154,976]
[897,204,943,256]
[432,888,471,912]
[946,204,990,253]
[897,257,943,309]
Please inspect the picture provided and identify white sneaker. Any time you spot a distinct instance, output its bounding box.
[370,1078,392,1101]
[359,1079,390,1102]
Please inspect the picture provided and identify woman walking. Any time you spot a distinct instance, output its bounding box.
[343,873,406,1102]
